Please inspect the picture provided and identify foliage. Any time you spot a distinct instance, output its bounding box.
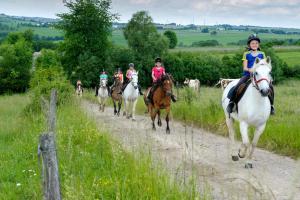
[123,11,169,64]
[201,28,209,33]
[0,30,33,94]
[29,49,73,112]
[191,40,220,47]
[164,30,178,49]
[57,0,116,87]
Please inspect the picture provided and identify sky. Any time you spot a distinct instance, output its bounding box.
[1,0,300,28]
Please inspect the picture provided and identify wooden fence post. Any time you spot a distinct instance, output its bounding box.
[38,89,61,200]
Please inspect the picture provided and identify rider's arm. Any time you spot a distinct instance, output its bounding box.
[152,69,156,81]
[242,52,252,73]
[243,60,252,72]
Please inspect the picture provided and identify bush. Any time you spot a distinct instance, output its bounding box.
[0,31,33,94]
[29,50,73,112]
[191,40,219,47]
[164,30,178,49]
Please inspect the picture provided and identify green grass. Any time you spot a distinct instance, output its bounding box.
[277,51,300,66]
[0,94,201,199]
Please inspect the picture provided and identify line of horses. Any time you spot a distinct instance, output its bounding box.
[76,58,274,168]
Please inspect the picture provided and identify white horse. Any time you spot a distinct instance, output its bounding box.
[76,84,83,97]
[222,57,272,168]
[123,72,139,121]
[97,78,109,112]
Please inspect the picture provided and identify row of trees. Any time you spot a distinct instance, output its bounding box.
[0,0,298,95]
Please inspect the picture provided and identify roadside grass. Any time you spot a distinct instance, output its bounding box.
[0,94,201,199]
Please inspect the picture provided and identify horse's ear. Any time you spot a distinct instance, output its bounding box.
[255,57,260,64]
[266,56,271,64]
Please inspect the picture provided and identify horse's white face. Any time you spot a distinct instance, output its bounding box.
[131,72,138,89]
[184,78,189,84]
[252,57,272,97]
[100,79,107,87]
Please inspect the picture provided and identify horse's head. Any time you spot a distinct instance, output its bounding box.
[100,78,107,87]
[161,74,173,96]
[184,78,189,85]
[131,72,139,90]
[252,57,272,97]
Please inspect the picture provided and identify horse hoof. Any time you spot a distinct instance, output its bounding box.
[238,150,245,159]
[245,163,253,169]
[132,118,136,121]
[152,127,156,131]
[166,129,170,134]
[123,112,126,116]
[232,155,239,161]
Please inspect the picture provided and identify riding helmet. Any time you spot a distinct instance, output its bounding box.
[155,57,162,63]
[128,63,134,68]
[247,34,261,45]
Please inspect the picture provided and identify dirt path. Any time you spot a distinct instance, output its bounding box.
[83,101,300,200]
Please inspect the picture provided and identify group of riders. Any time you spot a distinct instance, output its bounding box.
[77,57,177,103]
[76,34,275,115]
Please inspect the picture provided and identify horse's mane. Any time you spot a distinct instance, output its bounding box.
[157,73,174,85]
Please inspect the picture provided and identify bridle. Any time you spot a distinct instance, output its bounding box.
[251,71,272,92]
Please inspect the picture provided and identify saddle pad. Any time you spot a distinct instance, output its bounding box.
[227,78,251,104]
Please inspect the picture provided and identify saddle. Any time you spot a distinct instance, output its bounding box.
[227,78,251,111]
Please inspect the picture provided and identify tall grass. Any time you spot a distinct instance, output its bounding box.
[0,94,201,199]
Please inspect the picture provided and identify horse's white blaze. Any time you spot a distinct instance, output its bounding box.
[123,72,139,120]
[98,79,108,112]
[222,58,272,167]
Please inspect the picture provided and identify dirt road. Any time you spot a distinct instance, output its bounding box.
[83,101,300,200]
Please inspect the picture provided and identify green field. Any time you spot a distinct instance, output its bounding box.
[111,29,300,47]
[277,51,300,66]
[0,94,199,199]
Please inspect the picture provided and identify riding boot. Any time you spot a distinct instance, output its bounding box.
[147,85,156,103]
[170,90,177,102]
[226,75,249,114]
[95,86,98,96]
[138,85,143,95]
[268,85,275,115]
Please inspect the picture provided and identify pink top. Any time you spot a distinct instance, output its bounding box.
[152,66,165,82]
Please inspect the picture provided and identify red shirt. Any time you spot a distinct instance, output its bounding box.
[152,66,165,82]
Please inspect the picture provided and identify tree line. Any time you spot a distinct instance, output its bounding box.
[0,0,299,94]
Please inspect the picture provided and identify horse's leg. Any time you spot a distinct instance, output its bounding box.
[239,121,250,159]
[165,107,170,134]
[102,98,105,112]
[151,107,157,131]
[132,99,138,121]
[157,110,162,127]
[248,123,266,161]
[239,121,253,168]
[123,99,127,117]
[226,116,239,161]
[113,101,117,115]
[118,101,122,116]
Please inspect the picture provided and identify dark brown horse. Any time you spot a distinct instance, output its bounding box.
[144,74,174,134]
[111,77,123,116]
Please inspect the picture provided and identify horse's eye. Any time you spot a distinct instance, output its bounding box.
[254,72,258,76]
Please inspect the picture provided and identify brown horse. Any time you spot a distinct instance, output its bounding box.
[111,77,123,116]
[144,74,174,134]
